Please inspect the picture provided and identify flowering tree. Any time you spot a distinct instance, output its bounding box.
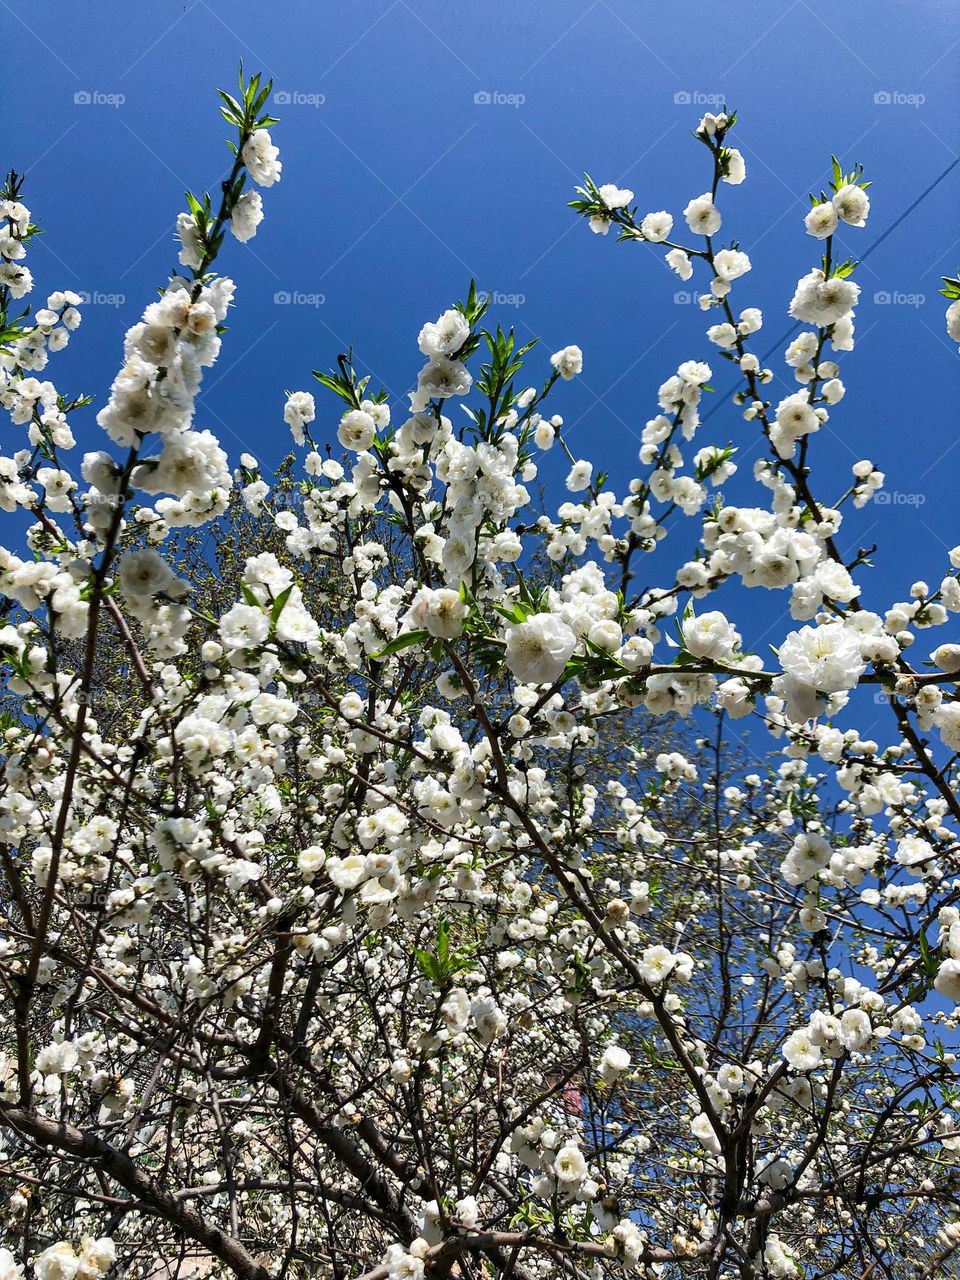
[2,71,960,1280]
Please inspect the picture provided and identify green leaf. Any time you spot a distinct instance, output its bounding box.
[435,918,450,969]
[270,584,294,628]
[370,629,429,659]
[919,929,939,980]
[415,918,474,987]
[217,90,244,123]
[312,369,357,408]
[414,949,441,984]
[493,603,528,624]
[251,82,273,117]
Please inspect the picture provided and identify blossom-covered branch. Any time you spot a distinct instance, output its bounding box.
[1,80,960,1280]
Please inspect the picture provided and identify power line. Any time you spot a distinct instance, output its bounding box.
[700,149,960,424]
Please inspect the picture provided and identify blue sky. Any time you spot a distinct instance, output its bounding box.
[8,0,959,736]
